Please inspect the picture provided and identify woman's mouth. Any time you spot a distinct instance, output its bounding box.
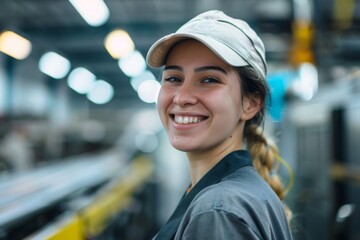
[170,114,208,124]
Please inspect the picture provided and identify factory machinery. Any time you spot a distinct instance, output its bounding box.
[279,75,360,240]
[0,148,157,240]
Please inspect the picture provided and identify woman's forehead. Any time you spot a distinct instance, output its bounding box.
[166,39,230,68]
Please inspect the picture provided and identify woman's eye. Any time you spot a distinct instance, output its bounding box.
[163,76,181,83]
[202,77,220,83]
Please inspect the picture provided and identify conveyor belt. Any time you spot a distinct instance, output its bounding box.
[0,149,128,232]
[24,155,153,240]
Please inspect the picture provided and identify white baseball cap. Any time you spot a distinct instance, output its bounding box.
[146,10,267,78]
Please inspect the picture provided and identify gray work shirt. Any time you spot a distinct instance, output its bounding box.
[174,166,293,240]
[154,151,293,240]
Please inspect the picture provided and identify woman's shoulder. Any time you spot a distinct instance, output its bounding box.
[179,166,292,239]
[188,166,285,220]
[177,167,291,239]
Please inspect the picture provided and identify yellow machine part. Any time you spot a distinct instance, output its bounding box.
[47,215,84,240]
[80,155,154,237]
[29,156,153,240]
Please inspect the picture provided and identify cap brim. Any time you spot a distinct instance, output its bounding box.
[146,33,249,68]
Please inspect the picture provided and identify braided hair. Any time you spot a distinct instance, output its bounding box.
[237,66,292,221]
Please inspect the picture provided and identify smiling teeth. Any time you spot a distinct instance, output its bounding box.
[174,116,204,124]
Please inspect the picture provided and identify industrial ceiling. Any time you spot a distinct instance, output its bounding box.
[0,0,359,111]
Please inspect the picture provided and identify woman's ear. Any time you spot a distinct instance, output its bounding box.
[240,95,262,121]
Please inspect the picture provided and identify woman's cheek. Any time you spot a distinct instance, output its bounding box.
[157,88,169,123]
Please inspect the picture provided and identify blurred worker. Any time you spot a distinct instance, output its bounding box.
[146,10,293,239]
[0,123,34,172]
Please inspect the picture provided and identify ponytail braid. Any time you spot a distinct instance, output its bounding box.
[244,126,285,200]
[238,66,292,221]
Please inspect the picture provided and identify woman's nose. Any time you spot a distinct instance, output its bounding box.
[173,82,197,106]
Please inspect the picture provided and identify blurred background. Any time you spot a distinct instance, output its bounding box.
[0,0,359,239]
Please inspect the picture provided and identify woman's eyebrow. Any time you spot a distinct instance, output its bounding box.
[164,65,227,75]
[164,65,182,71]
[195,66,227,75]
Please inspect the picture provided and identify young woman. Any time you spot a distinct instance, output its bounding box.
[146,10,293,240]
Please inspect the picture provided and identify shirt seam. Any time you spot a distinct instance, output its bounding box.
[188,208,262,239]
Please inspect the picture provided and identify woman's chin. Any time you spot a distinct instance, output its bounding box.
[169,140,197,152]
[171,143,193,152]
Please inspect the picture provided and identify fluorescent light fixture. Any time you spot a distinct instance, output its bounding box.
[68,0,109,27]
[67,67,96,94]
[137,79,161,103]
[0,31,32,60]
[118,50,146,77]
[336,204,355,223]
[291,62,318,101]
[298,62,318,100]
[130,70,156,91]
[39,52,71,79]
[104,29,134,59]
[87,80,114,104]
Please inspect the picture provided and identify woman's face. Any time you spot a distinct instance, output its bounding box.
[157,40,252,154]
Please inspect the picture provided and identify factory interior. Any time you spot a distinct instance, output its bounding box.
[0,0,360,239]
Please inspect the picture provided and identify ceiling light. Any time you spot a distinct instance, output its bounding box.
[68,0,109,27]
[87,80,114,104]
[118,50,146,77]
[298,62,318,100]
[290,62,318,101]
[67,67,96,94]
[130,70,156,91]
[137,80,161,103]
[104,29,135,59]
[39,52,71,79]
[0,31,32,60]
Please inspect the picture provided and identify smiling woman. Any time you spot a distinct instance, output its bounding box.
[147,10,293,240]
[159,40,244,155]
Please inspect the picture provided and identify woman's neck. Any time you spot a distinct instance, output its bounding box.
[187,140,244,187]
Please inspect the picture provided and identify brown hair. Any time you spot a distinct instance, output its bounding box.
[237,66,292,221]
